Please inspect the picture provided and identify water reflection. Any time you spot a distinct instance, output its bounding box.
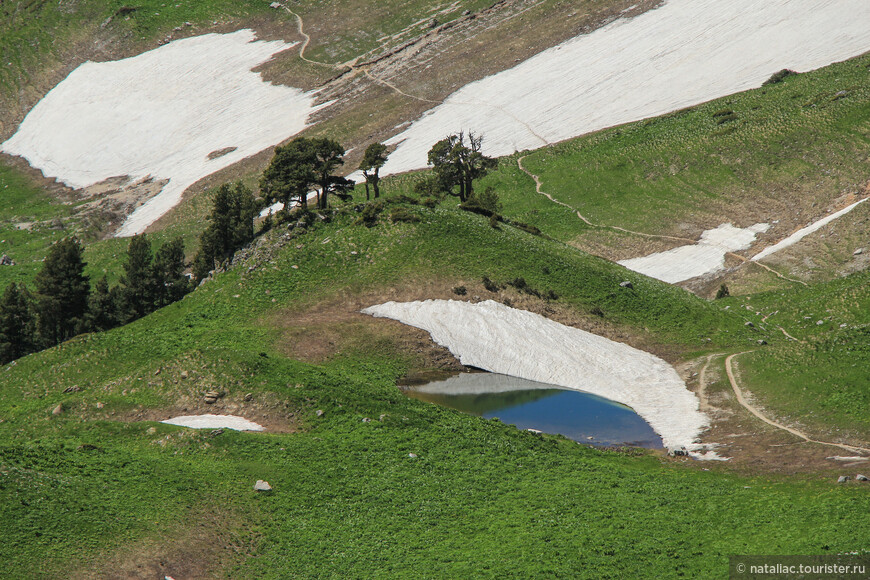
[404,372,663,449]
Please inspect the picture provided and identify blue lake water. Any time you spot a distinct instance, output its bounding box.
[403,372,663,449]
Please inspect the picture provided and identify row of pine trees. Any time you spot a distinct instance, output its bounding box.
[0,179,260,366]
[0,235,189,365]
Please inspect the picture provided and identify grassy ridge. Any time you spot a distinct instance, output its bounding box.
[1,207,868,576]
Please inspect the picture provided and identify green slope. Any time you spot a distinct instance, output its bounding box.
[1,205,867,577]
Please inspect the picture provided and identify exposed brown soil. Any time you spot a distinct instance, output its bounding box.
[86,357,302,433]
[70,504,256,580]
[268,277,690,379]
[681,353,870,476]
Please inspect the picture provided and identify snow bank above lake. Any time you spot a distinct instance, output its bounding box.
[161,414,264,431]
[363,299,710,454]
[379,0,870,176]
[1,30,318,236]
[413,372,566,396]
[618,223,769,283]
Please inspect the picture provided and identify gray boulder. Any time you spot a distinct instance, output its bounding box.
[254,480,272,491]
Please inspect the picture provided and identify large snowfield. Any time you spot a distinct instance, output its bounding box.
[363,299,713,455]
[379,0,870,176]
[4,1,870,236]
[1,30,317,236]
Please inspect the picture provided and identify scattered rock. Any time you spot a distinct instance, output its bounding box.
[527,428,542,434]
[428,18,438,28]
[51,403,64,416]
[744,321,754,328]
[154,368,161,376]
[203,390,223,404]
[619,281,633,289]
[586,436,594,440]
[669,447,689,457]
[147,426,157,435]
[253,480,272,492]
[270,2,281,8]
[853,248,863,255]
[209,428,225,438]
[96,402,104,409]
[362,417,372,423]
[62,385,82,393]
[463,9,471,15]
[315,409,324,417]
[837,475,850,483]
[180,370,189,379]
[379,413,387,421]
[756,339,767,346]
[0,254,14,266]
[816,320,824,326]
[857,474,869,481]
[408,453,418,458]
[244,392,253,402]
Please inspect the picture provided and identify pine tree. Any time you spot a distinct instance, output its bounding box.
[152,237,189,307]
[34,237,90,346]
[0,282,37,363]
[359,142,389,200]
[193,182,257,282]
[118,234,156,323]
[85,276,119,332]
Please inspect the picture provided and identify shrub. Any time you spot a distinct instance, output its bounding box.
[711,109,738,125]
[482,276,499,293]
[389,207,421,223]
[357,200,386,227]
[452,286,467,296]
[511,221,542,236]
[762,68,797,86]
[715,284,730,299]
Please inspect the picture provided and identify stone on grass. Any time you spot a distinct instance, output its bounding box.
[254,480,272,491]
[856,474,869,481]
[837,475,850,483]
[408,453,418,458]
[51,403,63,415]
[315,409,324,417]
[619,281,633,289]
[362,417,371,423]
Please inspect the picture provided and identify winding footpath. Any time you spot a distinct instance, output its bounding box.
[723,352,870,455]
[516,156,808,286]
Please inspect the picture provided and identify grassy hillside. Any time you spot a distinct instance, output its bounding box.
[461,52,870,288]
[729,269,870,437]
[2,5,870,575]
[2,204,868,577]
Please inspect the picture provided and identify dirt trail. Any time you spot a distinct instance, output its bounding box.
[724,352,870,455]
[697,353,719,413]
[516,156,808,287]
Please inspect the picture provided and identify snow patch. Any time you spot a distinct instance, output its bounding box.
[618,223,769,283]
[379,0,870,176]
[1,30,320,236]
[362,299,711,454]
[752,198,869,261]
[161,414,265,431]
